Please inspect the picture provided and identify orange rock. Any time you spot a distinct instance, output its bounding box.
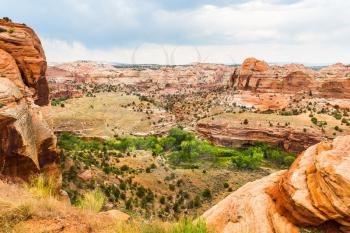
[203,136,350,232]
[0,20,58,179]
[241,57,270,72]
[0,19,48,105]
[202,171,299,233]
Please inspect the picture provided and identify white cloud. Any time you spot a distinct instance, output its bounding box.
[42,0,350,64]
[42,37,350,65]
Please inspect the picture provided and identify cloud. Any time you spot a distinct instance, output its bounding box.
[42,37,350,65]
[2,0,349,64]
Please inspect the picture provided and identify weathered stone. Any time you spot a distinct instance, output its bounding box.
[203,136,350,232]
[0,20,58,179]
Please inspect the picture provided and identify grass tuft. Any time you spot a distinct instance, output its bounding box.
[25,174,57,198]
[114,217,211,233]
[78,189,105,212]
[0,201,33,233]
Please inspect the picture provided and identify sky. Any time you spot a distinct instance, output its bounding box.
[1,0,349,65]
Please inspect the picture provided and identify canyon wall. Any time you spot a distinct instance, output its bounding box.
[202,135,350,233]
[0,19,58,178]
[231,57,350,99]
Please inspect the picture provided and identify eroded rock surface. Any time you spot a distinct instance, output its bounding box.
[203,136,350,233]
[0,19,58,178]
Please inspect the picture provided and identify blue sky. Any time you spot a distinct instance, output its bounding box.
[1,0,349,64]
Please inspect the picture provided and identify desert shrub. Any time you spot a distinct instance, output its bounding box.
[159,196,166,205]
[7,27,15,34]
[169,184,175,191]
[0,101,4,108]
[51,96,68,106]
[333,111,342,120]
[102,184,120,202]
[202,188,212,200]
[223,182,229,188]
[126,198,133,210]
[311,117,318,125]
[119,181,127,190]
[136,186,146,198]
[121,165,129,172]
[144,190,154,203]
[2,17,11,22]
[335,126,343,132]
[78,189,105,212]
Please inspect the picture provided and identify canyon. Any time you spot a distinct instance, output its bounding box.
[1,19,350,233]
[48,57,350,152]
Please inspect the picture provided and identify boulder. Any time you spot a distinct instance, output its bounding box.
[203,136,350,232]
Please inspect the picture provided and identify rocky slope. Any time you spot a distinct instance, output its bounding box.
[202,135,350,233]
[0,19,58,179]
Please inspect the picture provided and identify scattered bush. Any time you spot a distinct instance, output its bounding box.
[202,188,212,200]
[119,181,127,190]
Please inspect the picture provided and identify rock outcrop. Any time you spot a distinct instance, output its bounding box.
[197,121,321,153]
[231,57,350,100]
[0,19,58,179]
[202,136,350,233]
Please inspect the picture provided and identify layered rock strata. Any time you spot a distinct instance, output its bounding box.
[0,19,58,178]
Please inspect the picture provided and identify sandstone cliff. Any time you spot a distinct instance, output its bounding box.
[0,19,58,178]
[202,135,350,233]
[231,57,350,100]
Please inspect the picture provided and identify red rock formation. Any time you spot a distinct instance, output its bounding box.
[202,136,350,233]
[241,57,270,72]
[232,58,350,100]
[0,20,58,179]
[196,122,321,153]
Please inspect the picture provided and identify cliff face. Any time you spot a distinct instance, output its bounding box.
[0,20,58,179]
[231,57,350,99]
[196,122,321,153]
[202,136,350,233]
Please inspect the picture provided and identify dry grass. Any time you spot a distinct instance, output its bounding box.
[52,92,172,137]
[114,218,211,233]
[0,201,34,233]
[0,179,212,233]
[24,174,57,198]
[78,189,105,212]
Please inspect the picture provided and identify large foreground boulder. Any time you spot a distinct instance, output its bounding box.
[202,136,350,233]
[0,19,58,179]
